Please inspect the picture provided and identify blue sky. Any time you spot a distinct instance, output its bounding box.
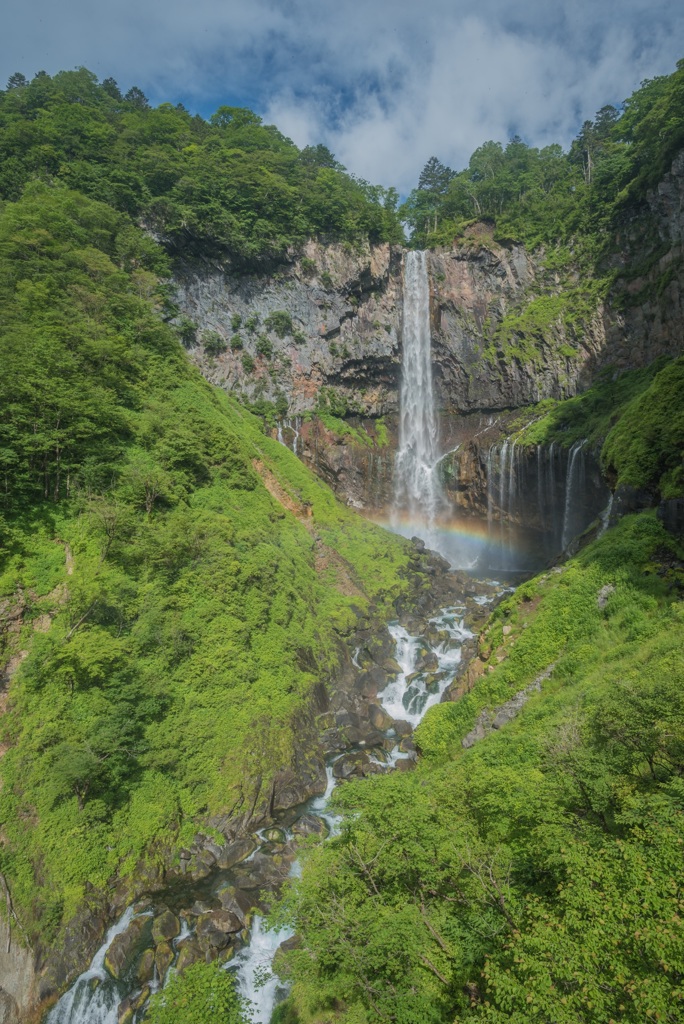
[4,0,683,193]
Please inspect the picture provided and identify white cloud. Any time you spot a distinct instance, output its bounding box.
[3,0,682,192]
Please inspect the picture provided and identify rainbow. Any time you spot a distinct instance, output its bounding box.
[367,512,528,571]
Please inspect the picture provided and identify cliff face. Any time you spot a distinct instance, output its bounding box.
[173,240,404,417]
[173,151,684,524]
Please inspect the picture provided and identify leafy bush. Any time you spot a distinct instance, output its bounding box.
[264,310,293,338]
[256,334,274,358]
[241,352,255,373]
[230,334,243,350]
[146,962,246,1024]
[202,330,227,356]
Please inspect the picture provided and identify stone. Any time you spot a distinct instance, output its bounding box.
[216,839,257,870]
[217,887,256,926]
[0,989,19,1024]
[597,584,616,610]
[151,910,180,945]
[262,827,286,844]
[137,948,155,986]
[104,917,146,980]
[367,704,393,731]
[196,911,241,953]
[176,938,204,974]
[291,814,328,837]
[154,942,174,980]
[118,986,150,1023]
[502,624,512,636]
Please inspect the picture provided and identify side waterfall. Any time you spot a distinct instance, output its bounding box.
[483,439,608,569]
[393,250,442,538]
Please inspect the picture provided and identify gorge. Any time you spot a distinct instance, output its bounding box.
[0,62,683,1024]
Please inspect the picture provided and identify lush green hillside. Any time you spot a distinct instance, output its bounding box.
[0,183,415,945]
[274,513,684,1023]
[0,68,402,269]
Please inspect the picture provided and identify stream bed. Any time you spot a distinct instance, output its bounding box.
[47,581,504,1024]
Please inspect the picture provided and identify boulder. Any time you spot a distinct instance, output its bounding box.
[154,942,174,980]
[136,948,155,986]
[262,827,286,844]
[176,938,204,974]
[118,987,150,1024]
[291,814,327,837]
[367,704,393,731]
[104,918,147,980]
[216,839,257,870]
[217,887,256,926]
[151,910,180,945]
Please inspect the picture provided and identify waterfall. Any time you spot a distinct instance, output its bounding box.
[561,441,585,549]
[393,251,441,534]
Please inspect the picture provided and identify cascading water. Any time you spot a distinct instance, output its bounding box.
[561,440,586,549]
[47,908,140,1024]
[393,251,442,540]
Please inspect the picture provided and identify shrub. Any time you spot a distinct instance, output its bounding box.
[176,316,197,348]
[245,313,260,334]
[230,312,242,331]
[230,334,243,350]
[256,335,273,358]
[202,330,226,356]
[264,310,293,338]
[241,353,255,373]
[300,256,316,276]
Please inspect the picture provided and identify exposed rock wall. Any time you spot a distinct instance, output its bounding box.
[173,240,403,417]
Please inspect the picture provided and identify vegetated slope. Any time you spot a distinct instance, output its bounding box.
[274,512,684,1023]
[0,68,403,270]
[402,59,684,255]
[0,183,416,950]
[506,355,684,502]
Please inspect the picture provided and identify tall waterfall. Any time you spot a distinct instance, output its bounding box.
[393,251,442,535]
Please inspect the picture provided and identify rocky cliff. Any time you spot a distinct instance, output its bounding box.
[173,151,684,524]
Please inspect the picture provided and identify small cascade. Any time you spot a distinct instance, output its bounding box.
[230,917,295,1023]
[276,417,302,456]
[393,251,442,539]
[377,607,473,733]
[481,438,609,570]
[561,440,585,549]
[47,909,138,1024]
[48,591,489,1024]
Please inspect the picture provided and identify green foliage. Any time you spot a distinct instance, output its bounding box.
[276,514,684,1023]
[202,330,227,356]
[255,334,273,359]
[245,313,260,334]
[230,334,244,351]
[0,69,403,268]
[515,356,684,498]
[0,183,416,947]
[145,961,247,1023]
[264,310,294,338]
[300,257,316,276]
[241,353,255,373]
[230,313,242,331]
[400,59,684,288]
[602,357,684,495]
[176,317,197,349]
